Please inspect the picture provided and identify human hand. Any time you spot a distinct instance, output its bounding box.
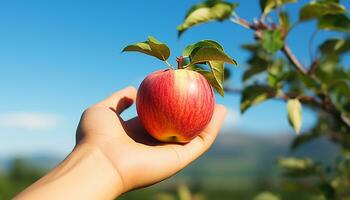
[76,86,227,195]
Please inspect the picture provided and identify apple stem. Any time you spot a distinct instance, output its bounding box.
[176,56,184,69]
[163,60,174,69]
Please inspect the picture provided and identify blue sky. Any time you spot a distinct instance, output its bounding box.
[0,0,349,157]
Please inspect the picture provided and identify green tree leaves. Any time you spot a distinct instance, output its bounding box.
[261,29,284,54]
[260,0,297,15]
[148,36,170,61]
[184,40,237,96]
[319,38,350,56]
[318,14,350,33]
[177,0,237,36]
[299,1,346,21]
[122,36,170,61]
[299,1,350,33]
[287,99,302,134]
[189,47,237,65]
[241,85,275,113]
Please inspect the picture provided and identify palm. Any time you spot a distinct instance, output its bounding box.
[76,87,226,192]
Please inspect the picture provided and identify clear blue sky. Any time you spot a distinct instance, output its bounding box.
[0,0,348,157]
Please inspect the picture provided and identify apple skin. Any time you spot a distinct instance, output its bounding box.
[136,69,215,143]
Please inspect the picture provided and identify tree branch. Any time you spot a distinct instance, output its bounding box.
[224,86,321,107]
[281,45,308,75]
[229,17,350,131]
[224,86,350,130]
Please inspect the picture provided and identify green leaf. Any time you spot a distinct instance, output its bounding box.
[261,29,284,54]
[184,40,236,97]
[287,98,302,134]
[188,65,225,96]
[254,192,280,200]
[318,14,350,33]
[243,66,267,81]
[190,47,237,65]
[177,184,192,200]
[208,61,225,95]
[177,1,237,36]
[122,36,170,61]
[240,85,274,113]
[299,1,346,21]
[260,0,297,15]
[122,42,152,55]
[277,157,315,171]
[299,73,321,91]
[183,40,223,58]
[147,36,170,61]
[319,38,350,56]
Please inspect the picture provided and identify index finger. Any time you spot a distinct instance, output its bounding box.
[95,86,137,114]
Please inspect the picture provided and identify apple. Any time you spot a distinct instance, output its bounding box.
[136,68,215,143]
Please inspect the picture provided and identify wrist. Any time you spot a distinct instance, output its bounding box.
[72,143,124,198]
[14,143,124,200]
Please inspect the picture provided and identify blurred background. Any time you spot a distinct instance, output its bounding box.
[1,0,349,199]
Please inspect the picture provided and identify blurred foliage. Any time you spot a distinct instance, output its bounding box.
[0,159,43,200]
[178,0,350,199]
[254,191,280,200]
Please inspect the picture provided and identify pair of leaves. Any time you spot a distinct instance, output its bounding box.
[299,1,346,21]
[287,98,302,134]
[184,40,237,96]
[260,0,297,15]
[299,1,350,33]
[177,0,237,36]
[122,36,170,61]
[319,38,350,56]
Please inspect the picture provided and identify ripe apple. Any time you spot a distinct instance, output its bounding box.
[136,68,215,143]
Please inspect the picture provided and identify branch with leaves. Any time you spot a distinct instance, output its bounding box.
[177,0,350,198]
[177,0,350,133]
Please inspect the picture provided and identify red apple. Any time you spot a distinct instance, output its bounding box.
[136,68,215,143]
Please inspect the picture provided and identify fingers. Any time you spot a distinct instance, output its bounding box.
[169,104,227,167]
[196,104,227,149]
[95,86,137,114]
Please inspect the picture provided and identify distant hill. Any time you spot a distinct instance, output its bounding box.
[165,132,339,190]
[0,132,339,190]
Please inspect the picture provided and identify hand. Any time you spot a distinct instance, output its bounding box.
[14,86,227,200]
[76,86,227,194]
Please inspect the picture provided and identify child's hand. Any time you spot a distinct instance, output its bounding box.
[76,86,227,194]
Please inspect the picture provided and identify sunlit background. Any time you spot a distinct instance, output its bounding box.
[1,0,349,199]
